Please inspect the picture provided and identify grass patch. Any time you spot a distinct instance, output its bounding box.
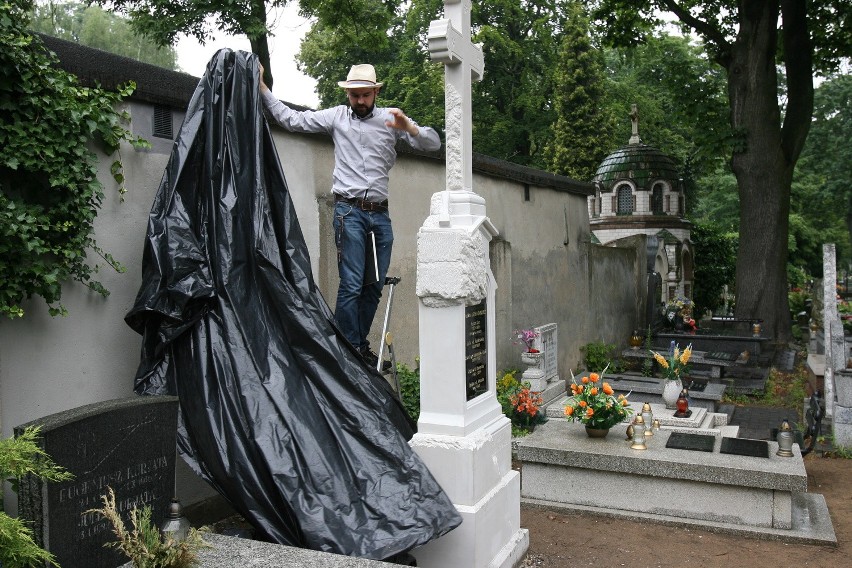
[721,363,809,421]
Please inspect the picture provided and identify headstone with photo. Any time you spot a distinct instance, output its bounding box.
[410,0,528,566]
[15,396,179,568]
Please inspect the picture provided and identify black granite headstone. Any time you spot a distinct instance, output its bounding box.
[687,380,707,392]
[646,272,664,330]
[705,351,737,361]
[15,396,179,568]
[665,432,715,452]
[720,437,770,458]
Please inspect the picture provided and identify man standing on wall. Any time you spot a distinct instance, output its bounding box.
[260,63,442,368]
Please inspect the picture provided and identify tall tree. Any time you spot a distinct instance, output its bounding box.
[543,1,617,180]
[299,0,569,167]
[297,0,406,108]
[93,0,286,87]
[603,33,731,195]
[770,73,852,277]
[472,0,567,167]
[29,1,178,69]
[590,0,852,342]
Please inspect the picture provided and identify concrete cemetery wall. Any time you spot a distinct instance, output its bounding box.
[1,39,635,513]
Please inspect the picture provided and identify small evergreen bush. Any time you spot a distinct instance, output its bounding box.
[0,426,73,567]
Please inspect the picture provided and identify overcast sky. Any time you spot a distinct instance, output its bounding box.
[175,5,319,108]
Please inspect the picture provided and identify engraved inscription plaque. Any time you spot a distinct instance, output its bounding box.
[465,301,488,400]
[15,396,179,568]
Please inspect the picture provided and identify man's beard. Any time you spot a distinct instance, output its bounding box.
[352,103,375,118]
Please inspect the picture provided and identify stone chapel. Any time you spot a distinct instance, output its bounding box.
[587,105,694,303]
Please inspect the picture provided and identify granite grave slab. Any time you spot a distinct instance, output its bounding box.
[15,396,179,568]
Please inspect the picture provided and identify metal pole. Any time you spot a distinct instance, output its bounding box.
[377,276,401,371]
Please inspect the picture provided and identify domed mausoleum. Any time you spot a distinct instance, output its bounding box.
[588,105,694,303]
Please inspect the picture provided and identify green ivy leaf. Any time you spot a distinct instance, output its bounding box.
[0,1,146,319]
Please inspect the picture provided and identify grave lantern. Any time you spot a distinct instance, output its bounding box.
[776,420,795,457]
[161,498,190,541]
[630,416,647,450]
[675,389,690,417]
[641,403,654,436]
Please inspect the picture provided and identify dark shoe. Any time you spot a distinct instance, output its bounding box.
[360,347,392,372]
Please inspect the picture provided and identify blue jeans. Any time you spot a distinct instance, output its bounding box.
[332,202,393,351]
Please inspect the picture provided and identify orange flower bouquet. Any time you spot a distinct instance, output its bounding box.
[563,367,633,429]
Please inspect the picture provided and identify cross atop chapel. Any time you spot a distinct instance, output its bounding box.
[629,103,642,144]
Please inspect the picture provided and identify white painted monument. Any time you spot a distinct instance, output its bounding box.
[408,1,529,566]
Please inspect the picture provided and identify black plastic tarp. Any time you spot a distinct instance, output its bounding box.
[125,49,461,560]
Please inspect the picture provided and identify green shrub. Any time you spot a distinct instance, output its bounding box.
[396,361,421,423]
[788,289,810,317]
[691,220,737,317]
[1,426,73,567]
[580,341,624,373]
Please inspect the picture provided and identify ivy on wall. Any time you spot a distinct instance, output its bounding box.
[0,0,149,318]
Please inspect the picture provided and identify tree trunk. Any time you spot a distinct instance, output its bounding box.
[728,1,789,342]
[248,34,272,89]
[248,0,273,89]
[726,0,813,344]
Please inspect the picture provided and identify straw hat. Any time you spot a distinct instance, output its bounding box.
[337,64,384,89]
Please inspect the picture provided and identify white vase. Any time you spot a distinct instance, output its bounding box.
[662,378,682,409]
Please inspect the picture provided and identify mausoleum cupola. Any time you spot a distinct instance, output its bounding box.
[587,104,694,304]
[588,104,691,242]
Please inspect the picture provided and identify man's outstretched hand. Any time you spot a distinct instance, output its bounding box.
[386,108,419,136]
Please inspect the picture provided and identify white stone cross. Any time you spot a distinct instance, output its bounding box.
[428,0,484,222]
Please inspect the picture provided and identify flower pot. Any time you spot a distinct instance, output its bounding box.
[584,426,610,438]
[662,378,682,409]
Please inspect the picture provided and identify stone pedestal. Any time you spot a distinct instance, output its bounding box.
[521,351,545,389]
[411,190,527,567]
[833,369,852,448]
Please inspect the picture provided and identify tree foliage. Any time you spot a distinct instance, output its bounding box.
[297,0,406,109]
[543,1,617,180]
[470,0,567,166]
[691,73,852,280]
[0,426,73,568]
[93,0,288,87]
[29,0,178,69]
[1,0,148,318]
[298,0,570,167]
[793,73,852,271]
[589,0,852,342]
[690,219,737,317]
[604,33,730,202]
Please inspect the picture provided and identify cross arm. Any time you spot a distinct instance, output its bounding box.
[427,19,484,82]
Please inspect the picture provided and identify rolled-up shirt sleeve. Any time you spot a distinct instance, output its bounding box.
[399,123,442,152]
[261,90,333,135]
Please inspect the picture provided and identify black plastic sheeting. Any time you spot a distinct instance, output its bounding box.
[125,49,461,560]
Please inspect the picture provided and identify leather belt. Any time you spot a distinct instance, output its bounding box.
[334,194,389,212]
